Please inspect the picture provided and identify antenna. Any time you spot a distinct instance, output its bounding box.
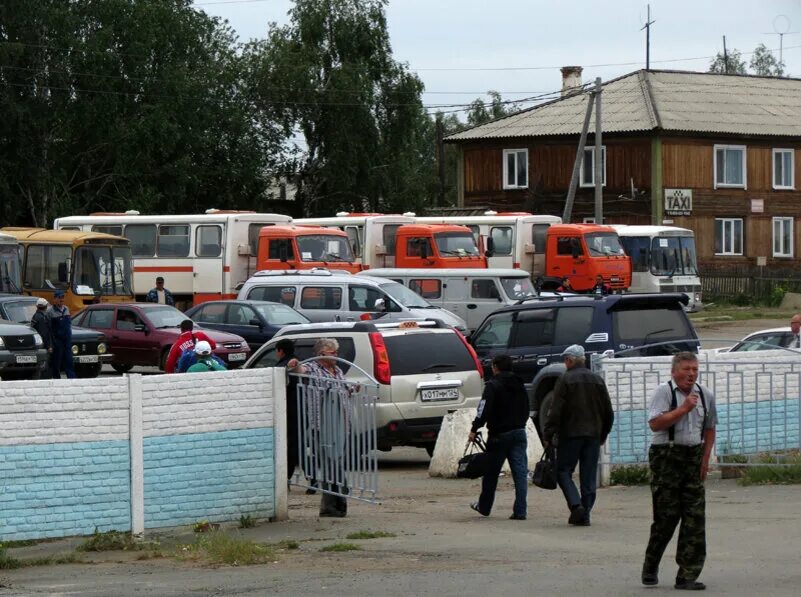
[640,4,656,69]
[762,15,798,72]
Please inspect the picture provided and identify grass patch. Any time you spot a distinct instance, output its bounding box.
[238,515,256,529]
[77,529,144,552]
[0,548,83,569]
[345,530,396,540]
[319,542,362,553]
[275,540,299,550]
[193,520,220,533]
[739,465,801,486]
[609,464,650,486]
[0,544,21,570]
[176,532,275,566]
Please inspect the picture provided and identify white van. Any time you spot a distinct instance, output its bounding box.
[237,269,467,332]
[358,268,536,333]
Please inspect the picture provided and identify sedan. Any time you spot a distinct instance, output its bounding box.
[73,303,250,373]
[185,300,310,352]
[722,327,798,353]
[0,295,110,378]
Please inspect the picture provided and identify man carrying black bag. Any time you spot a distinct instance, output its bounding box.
[467,355,529,520]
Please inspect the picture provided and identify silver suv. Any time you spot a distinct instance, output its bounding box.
[245,319,484,454]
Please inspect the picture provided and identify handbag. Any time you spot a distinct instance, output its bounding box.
[532,448,557,490]
[456,434,491,479]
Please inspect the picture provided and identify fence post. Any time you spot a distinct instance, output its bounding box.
[128,374,145,536]
[272,367,288,521]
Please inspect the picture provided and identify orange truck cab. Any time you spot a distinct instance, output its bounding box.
[394,224,488,269]
[257,225,360,273]
[545,224,632,291]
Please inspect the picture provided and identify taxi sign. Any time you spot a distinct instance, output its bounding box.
[399,321,419,329]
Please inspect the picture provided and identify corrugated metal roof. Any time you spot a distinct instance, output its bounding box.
[446,70,801,141]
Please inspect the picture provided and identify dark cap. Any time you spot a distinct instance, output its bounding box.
[54,290,66,298]
[156,277,165,283]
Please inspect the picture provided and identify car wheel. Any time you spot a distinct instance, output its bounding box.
[111,363,133,374]
[424,443,435,457]
[160,347,171,371]
[535,390,555,442]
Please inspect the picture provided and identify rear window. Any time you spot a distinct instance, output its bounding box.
[384,332,476,376]
[613,308,694,345]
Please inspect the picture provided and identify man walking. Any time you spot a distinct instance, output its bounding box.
[468,354,529,520]
[48,290,76,379]
[544,344,614,526]
[31,298,53,375]
[146,276,175,306]
[165,319,216,373]
[642,352,716,591]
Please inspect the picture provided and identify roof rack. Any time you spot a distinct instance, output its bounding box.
[252,267,352,277]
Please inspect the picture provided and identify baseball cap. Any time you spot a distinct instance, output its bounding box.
[561,344,585,358]
[36,297,49,308]
[194,340,212,356]
[53,290,66,298]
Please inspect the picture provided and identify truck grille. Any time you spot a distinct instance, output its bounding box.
[3,335,36,351]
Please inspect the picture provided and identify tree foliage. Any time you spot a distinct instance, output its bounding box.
[0,0,280,226]
[708,48,747,74]
[466,91,521,127]
[708,44,786,77]
[249,0,436,216]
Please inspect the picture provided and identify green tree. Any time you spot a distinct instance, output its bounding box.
[466,90,521,127]
[708,48,747,74]
[249,0,435,216]
[749,43,785,76]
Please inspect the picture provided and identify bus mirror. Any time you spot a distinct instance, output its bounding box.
[485,237,495,258]
[57,262,68,283]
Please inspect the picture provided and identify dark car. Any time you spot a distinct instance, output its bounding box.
[468,293,699,439]
[0,318,48,380]
[185,300,310,352]
[73,303,250,373]
[0,294,110,378]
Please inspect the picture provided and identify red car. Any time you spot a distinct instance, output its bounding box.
[73,303,250,373]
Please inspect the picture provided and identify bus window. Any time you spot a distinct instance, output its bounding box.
[345,226,361,258]
[409,279,441,299]
[125,224,157,257]
[25,245,71,290]
[620,236,650,272]
[249,223,275,256]
[383,225,400,256]
[93,225,123,236]
[196,225,222,257]
[532,224,550,253]
[490,227,513,255]
[157,225,190,257]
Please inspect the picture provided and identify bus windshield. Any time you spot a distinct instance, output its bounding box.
[435,232,479,256]
[0,243,22,293]
[650,236,698,276]
[585,233,625,257]
[296,235,354,263]
[74,245,133,296]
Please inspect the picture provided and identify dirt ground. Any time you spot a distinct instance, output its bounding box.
[3,446,801,597]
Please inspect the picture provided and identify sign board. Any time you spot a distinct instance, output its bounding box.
[756,256,767,267]
[751,199,764,213]
[664,189,692,216]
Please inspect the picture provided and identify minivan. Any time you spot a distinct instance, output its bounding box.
[237,269,467,332]
[359,268,537,333]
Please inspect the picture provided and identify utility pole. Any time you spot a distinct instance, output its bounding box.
[435,113,445,207]
[641,4,655,69]
[563,91,594,222]
[593,77,603,224]
[723,35,729,73]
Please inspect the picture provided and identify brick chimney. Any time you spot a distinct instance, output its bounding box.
[560,66,583,96]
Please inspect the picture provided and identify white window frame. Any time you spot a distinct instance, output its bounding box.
[713,144,747,189]
[772,148,795,190]
[772,217,794,258]
[714,217,743,256]
[502,148,528,189]
[579,146,606,187]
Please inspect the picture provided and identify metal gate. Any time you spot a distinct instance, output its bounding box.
[290,357,381,504]
[591,340,801,468]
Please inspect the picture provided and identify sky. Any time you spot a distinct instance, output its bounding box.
[194,0,801,118]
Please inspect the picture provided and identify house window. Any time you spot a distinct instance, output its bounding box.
[714,218,743,255]
[714,145,746,189]
[502,149,528,189]
[773,149,795,190]
[773,217,793,257]
[579,146,606,187]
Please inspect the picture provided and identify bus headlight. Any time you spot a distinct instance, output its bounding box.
[72,344,79,355]
[33,333,43,347]
[97,342,107,355]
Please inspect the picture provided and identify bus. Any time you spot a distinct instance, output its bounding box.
[0,228,134,313]
[611,225,702,310]
[53,210,293,306]
[0,232,22,294]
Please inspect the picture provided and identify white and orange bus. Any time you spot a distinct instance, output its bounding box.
[53,210,292,306]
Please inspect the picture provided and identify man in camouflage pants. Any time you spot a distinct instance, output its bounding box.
[642,352,717,591]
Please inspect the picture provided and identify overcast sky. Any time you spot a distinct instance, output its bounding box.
[195,0,801,117]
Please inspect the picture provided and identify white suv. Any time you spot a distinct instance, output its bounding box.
[245,319,484,454]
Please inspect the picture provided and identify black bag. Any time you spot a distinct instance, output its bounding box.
[457,434,491,479]
[532,449,557,490]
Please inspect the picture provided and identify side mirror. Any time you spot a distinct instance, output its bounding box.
[485,237,495,258]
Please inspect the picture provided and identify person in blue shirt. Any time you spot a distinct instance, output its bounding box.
[48,290,75,379]
[145,277,175,306]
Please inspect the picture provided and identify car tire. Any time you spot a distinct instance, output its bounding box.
[160,347,171,371]
[536,390,555,441]
[111,363,133,374]
[424,443,435,457]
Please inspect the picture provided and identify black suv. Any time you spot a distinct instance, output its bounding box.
[468,293,699,436]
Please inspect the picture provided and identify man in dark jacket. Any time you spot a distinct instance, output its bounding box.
[31,298,53,372]
[544,344,614,526]
[468,354,529,520]
[48,290,75,379]
[276,338,301,482]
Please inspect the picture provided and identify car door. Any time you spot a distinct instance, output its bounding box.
[298,285,344,322]
[506,308,558,383]
[113,307,154,365]
[470,310,515,377]
[225,303,264,350]
[84,307,115,350]
[191,302,228,333]
[465,278,504,333]
[347,284,391,321]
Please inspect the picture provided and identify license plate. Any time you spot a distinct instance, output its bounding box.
[610,277,620,282]
[16,355,37,364]
[421,387,460,402]
[228,353,247,362]
[76,355,99,363]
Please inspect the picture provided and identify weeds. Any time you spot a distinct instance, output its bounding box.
[275,540,299,550]
[177,532,275,566]
[77,529,142,552]
[319,542,362,553]
[609,465,650,486]
[345,530,396,540]
[739,453,801,486]
[193,520,220,533]
[238,515,255,529]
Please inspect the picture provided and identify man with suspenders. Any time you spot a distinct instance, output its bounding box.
[642,352,717,591]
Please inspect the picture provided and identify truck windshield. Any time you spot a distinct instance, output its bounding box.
[434,232,479,256]
[585,233,625,257]
[296,235,354,263]
[500,277,536,300]
[73,245,133,296]
[0,244,22,293]
[651,236,698,276]
[381,281,432,309]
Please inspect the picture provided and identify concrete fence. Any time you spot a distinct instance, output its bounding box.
[0,369,287,542]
